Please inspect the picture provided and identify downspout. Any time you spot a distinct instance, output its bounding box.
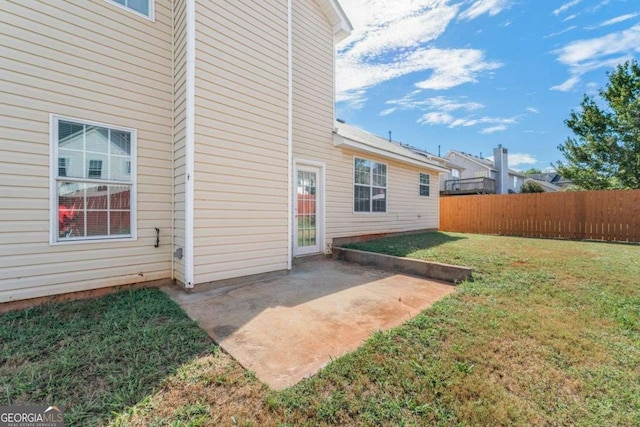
[287,0,293,270]
[170,0,176,281]
[184,0,196,288]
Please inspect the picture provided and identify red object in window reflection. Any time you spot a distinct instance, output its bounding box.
[58,204,79,237]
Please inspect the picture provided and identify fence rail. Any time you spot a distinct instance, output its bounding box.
[439,189,640,243]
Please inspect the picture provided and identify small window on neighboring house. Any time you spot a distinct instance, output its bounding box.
[88,160,103,179]
[513,175,518,188]
[475,171,488,178]
[451,168,460,179]
[58,158,69,177]
[52,116,136,242]
[106,0,153,19]
[354,157,387,213]
[419,173,430,197]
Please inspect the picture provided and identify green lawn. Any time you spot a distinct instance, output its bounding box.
[0,289,212,426]
[2,232,639,426]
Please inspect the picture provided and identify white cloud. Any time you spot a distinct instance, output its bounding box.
[449,116,517,128]
[526,107,540,114]
[563,14,577,22]
[480,125,508,134]
[550,76,581,92]
[413,49,502,89]
[486,153,538,166]
[458,0,512,21]
[337,88,368,109]
[551,23,640,91]
[386,93,485,112]
[379,108,397,116]
[544,25,577,38]
[585,13,640,30]
[335,1,501,106]
[556,24,640,64]
[344,4,459,59]
[418,112,455,125]
[418,113,517,129]
[553,0,582,16]
[422,96,485,111]
[508,153,538,167]
[523,130,550,135]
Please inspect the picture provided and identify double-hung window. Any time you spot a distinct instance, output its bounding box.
[419,173,430,197]
[58,158,69,177]
[106,0,153,19]
[52,116,136,243]
[354,157,387,213]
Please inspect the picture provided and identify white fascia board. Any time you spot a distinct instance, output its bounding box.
[318,0,353,42]
[334,135,450,173]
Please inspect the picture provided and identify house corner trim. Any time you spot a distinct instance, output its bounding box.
[287,0,293,270]
[184,0,196,288]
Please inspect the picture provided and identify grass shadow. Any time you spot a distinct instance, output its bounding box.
[343,231,467,258]
[0,288,212,426]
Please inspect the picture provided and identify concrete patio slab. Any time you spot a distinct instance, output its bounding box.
[164,258,455,390]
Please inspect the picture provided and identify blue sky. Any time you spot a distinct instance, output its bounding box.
[335,0,640,171]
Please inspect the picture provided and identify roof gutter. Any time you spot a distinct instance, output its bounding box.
[334,133,450,173]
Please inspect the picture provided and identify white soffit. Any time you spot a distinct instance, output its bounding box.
[317,0,353,42]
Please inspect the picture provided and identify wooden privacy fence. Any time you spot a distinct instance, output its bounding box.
[440,189,640,243]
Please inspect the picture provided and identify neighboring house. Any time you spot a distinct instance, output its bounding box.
[526,173,573,189]
[441,145,526,195]
[523,178,562,193]
[1,0,446,304]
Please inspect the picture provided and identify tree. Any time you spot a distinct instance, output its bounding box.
[555,60,640,190]
[523,167,543,175]
[521,180,545,193]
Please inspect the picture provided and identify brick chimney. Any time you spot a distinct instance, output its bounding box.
[493,145,509,194]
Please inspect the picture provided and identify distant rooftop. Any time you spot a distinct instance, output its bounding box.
[334,121,448,171]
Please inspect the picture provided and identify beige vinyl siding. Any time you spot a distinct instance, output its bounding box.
[0,0,174,302]
[192,0,289,284]
[292,0,439,249]
[173,0,187,285]
[327,152,440,239]
[447,152,494,181]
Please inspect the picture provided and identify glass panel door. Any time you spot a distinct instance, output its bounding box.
[295,166,320,256]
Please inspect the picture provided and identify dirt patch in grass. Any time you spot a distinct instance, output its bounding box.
[114,349,275,426]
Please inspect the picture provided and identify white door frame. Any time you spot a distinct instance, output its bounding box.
[293,160,325,257]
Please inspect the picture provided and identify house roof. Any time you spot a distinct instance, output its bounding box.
[317,0,353,43]
[334,123,449,173]
[525,178,562,192]
[445,149,526,177]
[526,173,573,188]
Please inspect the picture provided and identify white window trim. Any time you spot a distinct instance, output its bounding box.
[352,156,388,214]
[104,0,155,21]
[419,172,431,197]
[49,114,138,245]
